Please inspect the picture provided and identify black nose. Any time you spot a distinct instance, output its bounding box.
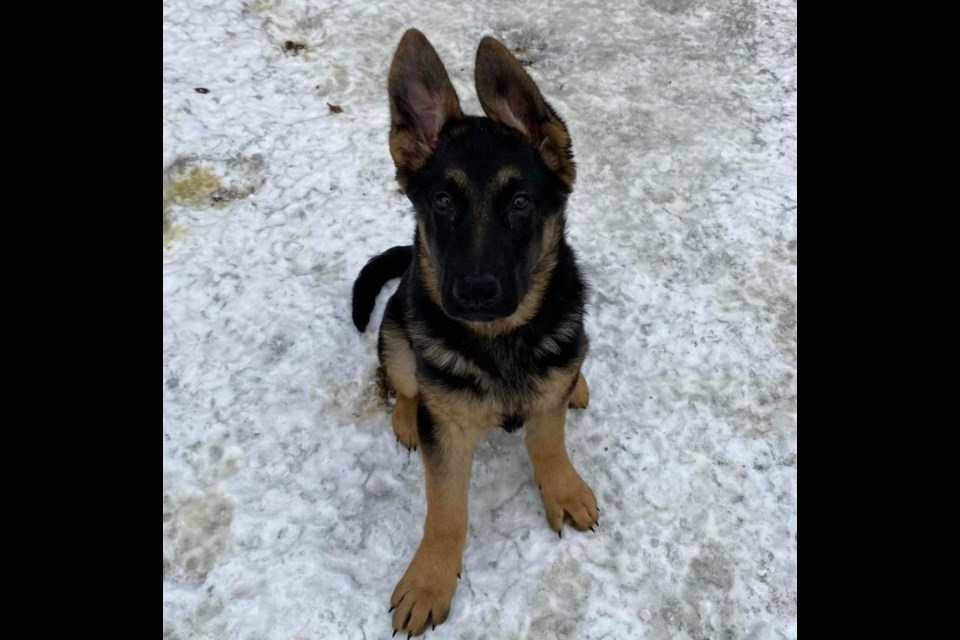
[453,274,502,309]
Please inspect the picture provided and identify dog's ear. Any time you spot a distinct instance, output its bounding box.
[388,29,462,181]
[475,37,575,188]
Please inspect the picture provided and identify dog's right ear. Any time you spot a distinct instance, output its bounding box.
[388,29,462,183]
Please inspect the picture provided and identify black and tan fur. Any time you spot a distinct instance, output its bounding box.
[352,29,597,637]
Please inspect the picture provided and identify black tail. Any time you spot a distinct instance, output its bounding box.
[351,245,413,332]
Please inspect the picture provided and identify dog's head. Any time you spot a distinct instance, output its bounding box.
[388,30,575,326]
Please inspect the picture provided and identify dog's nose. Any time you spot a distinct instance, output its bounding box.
[453,274,502,309]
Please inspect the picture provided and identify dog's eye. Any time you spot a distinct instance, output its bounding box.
[433,193,453,212]
[511,195,532,210]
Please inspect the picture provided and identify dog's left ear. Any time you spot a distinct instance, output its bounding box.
[475,37,575,188]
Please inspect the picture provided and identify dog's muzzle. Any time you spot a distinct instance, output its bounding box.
[452,274,502,310]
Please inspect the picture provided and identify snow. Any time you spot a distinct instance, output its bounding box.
[163,1,797,638]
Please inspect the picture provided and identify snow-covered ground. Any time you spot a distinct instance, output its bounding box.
[163,1,797,638]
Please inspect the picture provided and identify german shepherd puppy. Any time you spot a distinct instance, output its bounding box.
[352,29,597,636]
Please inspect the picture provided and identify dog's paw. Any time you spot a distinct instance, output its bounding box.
[538,469,598,534]
[392,394,420,451]
[390,548,460,636]
[568,372,589,409]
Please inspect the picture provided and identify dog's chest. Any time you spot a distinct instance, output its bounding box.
[481,332,579,406]
[410,313,585,429]
[481,333,549,387]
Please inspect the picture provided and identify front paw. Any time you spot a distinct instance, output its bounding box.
[390,544,460,636]
[538,470,599,534]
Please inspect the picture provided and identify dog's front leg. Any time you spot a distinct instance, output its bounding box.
[390,402,478,636]
[526,404,599,535]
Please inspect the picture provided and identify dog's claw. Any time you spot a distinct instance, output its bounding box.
[589,526,595,532]
[389,605,395,613]
[392,631,398,638]
[558,531,562,539]
[433,624,436,631]
[457,572,461,580]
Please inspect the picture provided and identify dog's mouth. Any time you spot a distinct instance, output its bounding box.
[448,309,507,322]
[440,294,520,323]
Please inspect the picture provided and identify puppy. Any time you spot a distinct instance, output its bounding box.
[352,29,597,636]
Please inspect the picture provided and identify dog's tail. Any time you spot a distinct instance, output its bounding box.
[351,245,413,332]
